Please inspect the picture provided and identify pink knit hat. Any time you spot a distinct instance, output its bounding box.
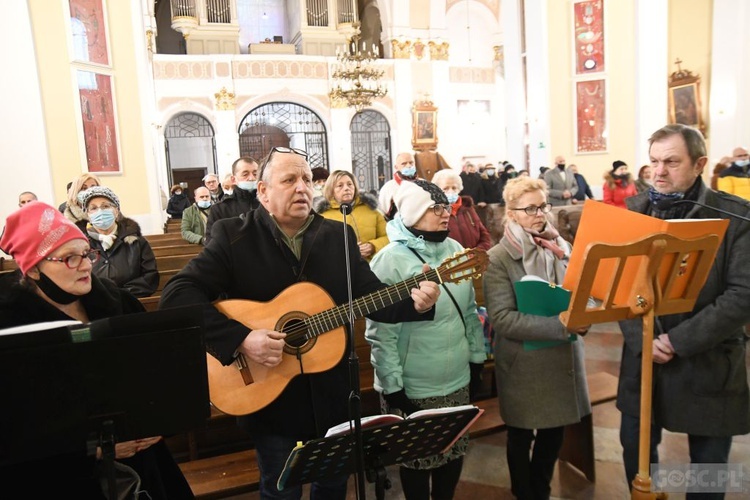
[0,202,88,275]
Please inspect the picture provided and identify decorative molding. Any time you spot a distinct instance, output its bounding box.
[153,61,214,79]
[448,67,496,84]
[214,87,236,111]
[390,37,451,61]
[446,0,500,19]
[428,41,450,61]
[232,60,328,79]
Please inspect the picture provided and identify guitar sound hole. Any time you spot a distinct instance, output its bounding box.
[282,318,315,355]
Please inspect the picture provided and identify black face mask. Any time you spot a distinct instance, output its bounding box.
[407,227,450,243]
[557,164,566,170]
[33,271,80,305]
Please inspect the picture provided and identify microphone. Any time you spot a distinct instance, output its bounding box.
[654,198,750,222]
[339,202,353,215]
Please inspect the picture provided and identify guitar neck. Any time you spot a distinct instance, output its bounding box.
[305,268,441,336]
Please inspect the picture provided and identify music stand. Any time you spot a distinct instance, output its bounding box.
[277,407,482,499]
[560,232,721,499]
[0,306,210,498]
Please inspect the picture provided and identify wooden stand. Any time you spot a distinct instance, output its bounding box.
[560,232,721,499]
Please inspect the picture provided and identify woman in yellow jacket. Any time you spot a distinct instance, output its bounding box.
[313,170,389,261]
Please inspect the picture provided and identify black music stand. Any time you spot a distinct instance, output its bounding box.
[0,306,210,498]
[277,407,482,499]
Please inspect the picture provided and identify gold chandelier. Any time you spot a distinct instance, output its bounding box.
[329,22,387,113]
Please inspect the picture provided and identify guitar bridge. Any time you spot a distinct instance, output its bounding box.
[234,354,254,385]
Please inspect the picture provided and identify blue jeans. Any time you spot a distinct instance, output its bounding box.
[253,433,349,500]
[620,413,733,499]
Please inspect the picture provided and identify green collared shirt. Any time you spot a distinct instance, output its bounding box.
[271,214,314,259]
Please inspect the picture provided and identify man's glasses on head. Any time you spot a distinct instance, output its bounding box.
[258,147,309,180]
[509,203,553,216]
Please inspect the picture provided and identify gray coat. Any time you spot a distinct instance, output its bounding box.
[544,167,579,206]
[484,236,591,429]
[618,182,750,436]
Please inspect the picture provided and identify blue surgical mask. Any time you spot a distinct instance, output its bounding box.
[446,192,459,204]
[237,180,257,191]
[736,159,750,168]
[486,169,496,176]
[197,200,211,209]
[90,209,116,231]
[401,166,417,178]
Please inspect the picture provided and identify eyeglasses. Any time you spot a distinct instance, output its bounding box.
[258,147,309,181]
[430,204,451,216]
[509,203,552,216]
[44,250,100,269]
[86,203,115,214]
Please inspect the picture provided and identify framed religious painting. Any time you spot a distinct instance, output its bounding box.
[668,72,705,136]
[574,78,608,153]
[573,0,605,74]
[75,70,121,173]
[412,100,438,152]
[68,0,110,66]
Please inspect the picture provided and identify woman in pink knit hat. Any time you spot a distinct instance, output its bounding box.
[0,202,193,499]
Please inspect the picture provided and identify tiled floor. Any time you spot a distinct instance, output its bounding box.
[237,322,750,499]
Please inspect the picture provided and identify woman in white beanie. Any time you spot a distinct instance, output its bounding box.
[365,179,486,499]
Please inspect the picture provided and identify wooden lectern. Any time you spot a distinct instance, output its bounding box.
[560,231,722,499]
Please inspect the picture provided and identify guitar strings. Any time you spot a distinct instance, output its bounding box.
[281,270,440,342]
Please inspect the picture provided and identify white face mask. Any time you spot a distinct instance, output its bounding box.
[224,189,233,196]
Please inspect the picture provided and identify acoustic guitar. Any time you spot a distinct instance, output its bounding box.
[207,248,488,416]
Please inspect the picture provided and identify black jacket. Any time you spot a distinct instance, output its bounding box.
[159,205,433,438]
[459,172,482,204]
[80,217,159,297]
[204,187,259,243]
[166,193,191,218]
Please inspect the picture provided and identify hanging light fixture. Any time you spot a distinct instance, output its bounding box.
[328,21,387,113]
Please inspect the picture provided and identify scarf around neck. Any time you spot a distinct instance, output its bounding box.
[504,220,569,284]
[88,224,118,251]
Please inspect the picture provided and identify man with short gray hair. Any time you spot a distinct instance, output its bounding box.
[618,124,750,491]
[203,173,223,203]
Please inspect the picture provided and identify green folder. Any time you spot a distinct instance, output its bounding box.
[513,277,576,351]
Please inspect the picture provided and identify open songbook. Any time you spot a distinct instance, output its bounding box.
[325,404,483,438]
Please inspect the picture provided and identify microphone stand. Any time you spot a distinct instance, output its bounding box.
[669,199,750,222]
[340,202,367,499]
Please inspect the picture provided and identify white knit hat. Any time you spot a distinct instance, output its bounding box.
[393,179,449,227]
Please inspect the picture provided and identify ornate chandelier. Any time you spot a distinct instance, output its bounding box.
[329,22,387,113]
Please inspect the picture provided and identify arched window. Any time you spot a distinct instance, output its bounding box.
[164,113,217,198]
[350,110,391,193]
[238,102,328,169]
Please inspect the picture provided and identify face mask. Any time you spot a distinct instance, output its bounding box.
[33,271,79,304]
[557,163,566,170]
[174,190,182,196]
[400,166,417,178]
[446,192,459,204]
[197,200,211,209]
[486,169,496,176]
[237,180,257,191]
[90,209,116,231]
[508,172,517,178]
[224,189,233,196]
[736,159,750,168]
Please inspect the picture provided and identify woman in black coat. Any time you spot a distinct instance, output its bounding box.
[166,184,191,219]
[0,201,193,499]
[77,186,159,298]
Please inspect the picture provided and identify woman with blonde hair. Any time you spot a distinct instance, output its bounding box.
[313,170,388,261]
[63,173,101,223]
[483,176,591,499]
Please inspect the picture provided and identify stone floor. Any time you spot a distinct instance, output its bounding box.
[234,322,750,499]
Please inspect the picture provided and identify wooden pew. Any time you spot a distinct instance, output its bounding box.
[152,244,201,258]
[146,233,187,247]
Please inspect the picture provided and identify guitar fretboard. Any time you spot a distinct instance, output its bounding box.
[294,268,442,341]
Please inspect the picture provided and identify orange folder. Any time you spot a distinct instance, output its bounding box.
[562,200,729,305]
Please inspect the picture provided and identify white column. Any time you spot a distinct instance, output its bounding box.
[0,0,55,223]
[709,0,750,160]
[523,0,551,176]
[501,0,528,171]
[214,109,240,178]
[633,0,668,165]
[329,107,355,172]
